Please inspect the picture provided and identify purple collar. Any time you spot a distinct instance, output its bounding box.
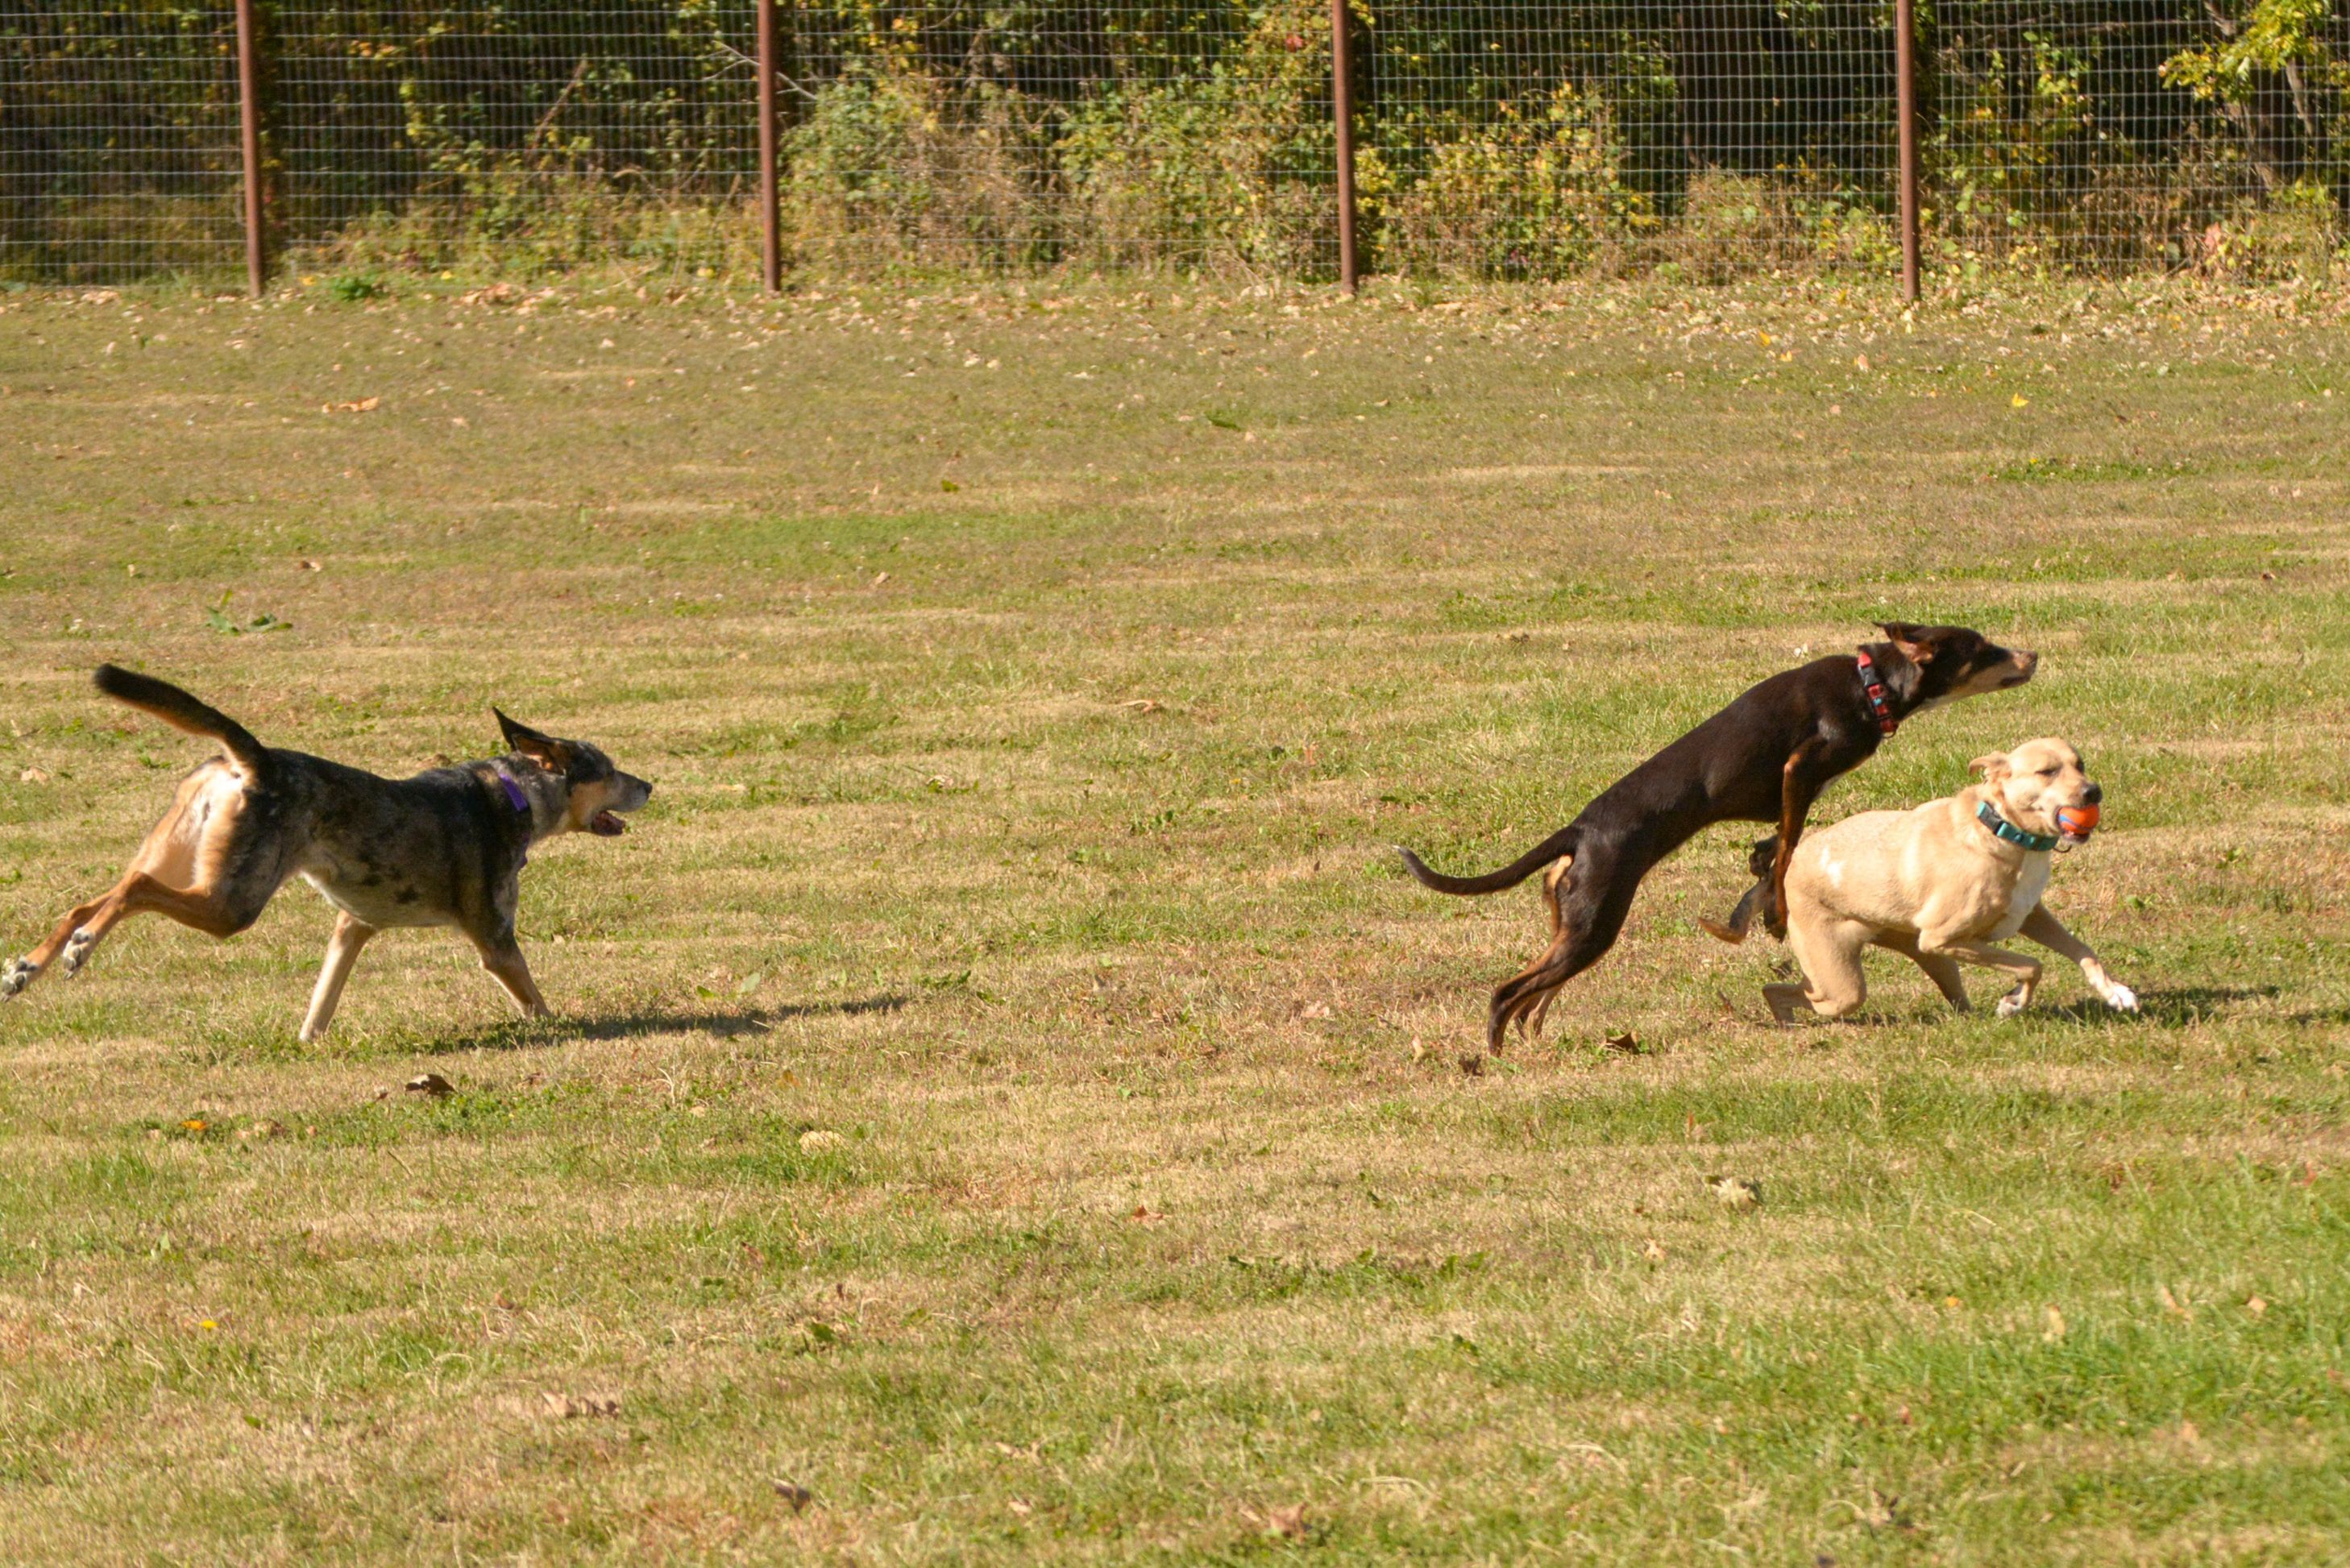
[492,768,534,866]
[492,768,532,815]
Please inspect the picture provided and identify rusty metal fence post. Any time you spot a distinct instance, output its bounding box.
[234,0,268,294]
[1895,0,1920,303]
[756,0,782,293]
[1331,0,1359,293]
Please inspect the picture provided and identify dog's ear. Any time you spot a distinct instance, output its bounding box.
[1969,751,2011,782]
[1875,621,1937,664]
[494,708,574,772]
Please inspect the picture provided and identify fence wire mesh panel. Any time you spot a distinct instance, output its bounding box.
[1926,2,2348,278]
[778,2,1340,276]
[269,0,762,276]
[1,2,243,283]
[1359,1,1899,279]
[3,2,2347,284]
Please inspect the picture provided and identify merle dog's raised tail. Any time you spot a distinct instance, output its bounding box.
[93,664,272,778]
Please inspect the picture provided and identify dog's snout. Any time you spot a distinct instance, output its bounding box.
[2014,649,2040,673]
[2083,782,2102,805]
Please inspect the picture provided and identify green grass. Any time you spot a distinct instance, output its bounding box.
[0,270,2345,1563]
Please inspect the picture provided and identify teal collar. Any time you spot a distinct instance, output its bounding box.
[1976,800,2058,852]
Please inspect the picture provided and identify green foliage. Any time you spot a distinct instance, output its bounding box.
[2161,0,2344,103]
[326,271,387,302]
[2,0,2347,281]
[1373,81,1649,276]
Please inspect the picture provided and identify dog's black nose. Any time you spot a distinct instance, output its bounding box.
[2084,782,2102,805]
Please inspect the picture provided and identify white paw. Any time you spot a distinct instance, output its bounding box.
[60,929,96,977]
[2103,983,2138,1013]
[0,957,33,999]
[1995,988,2029,1018]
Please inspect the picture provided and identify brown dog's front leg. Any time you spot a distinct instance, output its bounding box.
[1764,742,1831,938]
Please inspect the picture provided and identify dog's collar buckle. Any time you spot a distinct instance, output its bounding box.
[1854,651,1899,736]
[1976,799,2059,852]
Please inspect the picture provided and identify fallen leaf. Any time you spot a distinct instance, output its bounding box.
[772,1480,814,1512]
[1261,1504,1308,1540]
[1300,1002,1332,1019]
[2159,1284,2193,1321]
[2011,393,2030,408]
[1602,1031,1639,1054]
[2178,1418,2200,1445]
[1130,1205,1160,1222]
[1458,1053,1485,1077]
[2042,1305,2066,1342]
[18,767,49,784]
[1408,1037,1427,1063]
[1642,1239,1666,1263]
[542,1392,620,1419]
[1119,699,1163,714]
[404,1073,455,1099]
[1706,1175,1762,1209]
[798,1129,846,1153]
[2245,1295,2268,1318]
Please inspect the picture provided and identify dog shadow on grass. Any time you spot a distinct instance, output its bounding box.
[2032,985,2280,1027]
[396,993,911,1056]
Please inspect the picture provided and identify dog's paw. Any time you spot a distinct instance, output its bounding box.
[2103,982,2139,1013]
[59,928,97,977]
[0,957,34,999]
[1995,988,2030,1018]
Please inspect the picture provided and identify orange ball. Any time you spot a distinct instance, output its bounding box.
[2056,803,2100,836]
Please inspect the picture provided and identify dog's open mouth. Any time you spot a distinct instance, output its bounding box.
[589,809,628,837]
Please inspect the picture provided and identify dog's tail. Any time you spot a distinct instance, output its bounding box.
[1397,826,1580,897]
[93,664,272,778]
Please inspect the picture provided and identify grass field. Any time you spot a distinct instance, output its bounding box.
[1,272,2346,1564]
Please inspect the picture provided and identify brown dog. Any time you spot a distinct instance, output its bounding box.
[1402,624,2037,1049]
[2,666,651,1040]
[1762,737,2135,1023]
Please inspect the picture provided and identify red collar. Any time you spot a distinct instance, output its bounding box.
[1855,652,1899,736]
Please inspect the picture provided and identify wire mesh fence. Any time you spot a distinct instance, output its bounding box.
[1928,1,2348,277]
[1,2,243,281]
[3,1,2345,288]
[1358,1,1899,280]
[271,0,762,276]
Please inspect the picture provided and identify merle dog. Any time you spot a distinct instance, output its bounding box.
[1401,624,2037,1050]
[2,666,651,1040]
